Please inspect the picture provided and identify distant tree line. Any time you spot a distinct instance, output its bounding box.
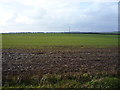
[2,32,120,35]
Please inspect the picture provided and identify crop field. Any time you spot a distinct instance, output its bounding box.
[2,33,118,48]
[2,33,120,88]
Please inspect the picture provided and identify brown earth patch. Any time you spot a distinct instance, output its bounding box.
[2,48,119,77]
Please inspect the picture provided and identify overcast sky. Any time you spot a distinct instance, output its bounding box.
[0,0,118,33]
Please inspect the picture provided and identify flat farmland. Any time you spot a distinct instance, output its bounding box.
[2,33,118,48]
[2,33,120,88]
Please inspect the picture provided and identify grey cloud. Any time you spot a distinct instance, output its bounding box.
[0,1,118,32]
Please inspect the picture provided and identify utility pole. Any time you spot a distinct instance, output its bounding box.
[117,1,120,77]
[69,26,70,33]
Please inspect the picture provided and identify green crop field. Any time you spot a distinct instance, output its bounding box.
[2,33,118,48]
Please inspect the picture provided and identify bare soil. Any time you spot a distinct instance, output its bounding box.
[2,47,119,77]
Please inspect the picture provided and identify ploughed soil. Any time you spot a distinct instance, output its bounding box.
[2,47,119,77]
